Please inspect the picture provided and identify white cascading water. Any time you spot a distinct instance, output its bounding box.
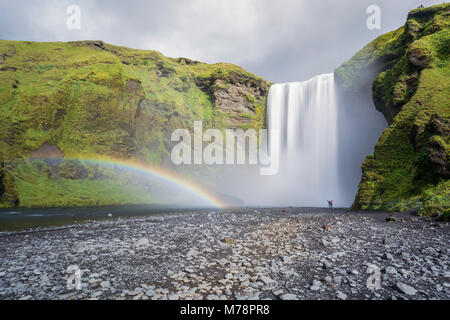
[218,72,386,208]
[267,73,339,206]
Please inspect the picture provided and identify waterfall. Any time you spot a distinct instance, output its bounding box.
[219,72,386,208]
[266,73,340,206]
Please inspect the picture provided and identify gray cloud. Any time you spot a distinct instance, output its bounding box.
[0,0,443,82]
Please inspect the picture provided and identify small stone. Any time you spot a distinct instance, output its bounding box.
[310,280,322,291]
[100,281,110,289]
[383,253,394,261]
[133,293,143,300]
[258,275,275,286]
[336,291,347,300]
[136,238,149,247]
[40,274,51,287]
[88,278,100,284]
[146,289,156,296]
[128,287,144,296]
[400,269,410,278]
[386,216,403,223]
[273,289,284,296]
[91,291,103,298]
[396,282,417,296]
[280,294,297,300]
[385,266,397,275]
[223,237,238,245]
[250,283,261,289]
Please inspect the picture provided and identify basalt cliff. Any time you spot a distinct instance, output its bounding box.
[336,3,449,217]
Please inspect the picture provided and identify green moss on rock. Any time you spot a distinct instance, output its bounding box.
[0,40,270,208]
[336,3,450,216]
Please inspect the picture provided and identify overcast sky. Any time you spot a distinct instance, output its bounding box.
[0,0,443,82]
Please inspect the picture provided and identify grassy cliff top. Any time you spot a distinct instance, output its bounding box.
[335,3,450,92]
[0,39,270,161]
[0,39,263,80]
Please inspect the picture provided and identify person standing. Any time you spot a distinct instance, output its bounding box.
[327,200,334,209]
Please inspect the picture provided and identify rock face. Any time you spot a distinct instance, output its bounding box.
[335,3,450,218]
[195,71,270,127]
[0,40,270,208]
[30,143,65,159]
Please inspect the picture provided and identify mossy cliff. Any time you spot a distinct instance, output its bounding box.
[0,40,270,207]
[1,4,448,211]
[336,3,449,217]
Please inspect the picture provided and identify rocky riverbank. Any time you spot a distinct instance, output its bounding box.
[0,208,449,300]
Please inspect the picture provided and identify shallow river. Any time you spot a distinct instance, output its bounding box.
[0,205,219,231]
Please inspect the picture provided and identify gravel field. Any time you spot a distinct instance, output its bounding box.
[0,208,449,300]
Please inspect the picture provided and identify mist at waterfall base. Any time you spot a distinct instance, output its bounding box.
[217,73,387,208]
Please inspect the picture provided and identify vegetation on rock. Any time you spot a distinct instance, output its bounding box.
[0,40,270,208]
[336,3,449,218]
[1,4,447,213]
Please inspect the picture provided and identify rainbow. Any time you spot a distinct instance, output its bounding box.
[60,155,228,209]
